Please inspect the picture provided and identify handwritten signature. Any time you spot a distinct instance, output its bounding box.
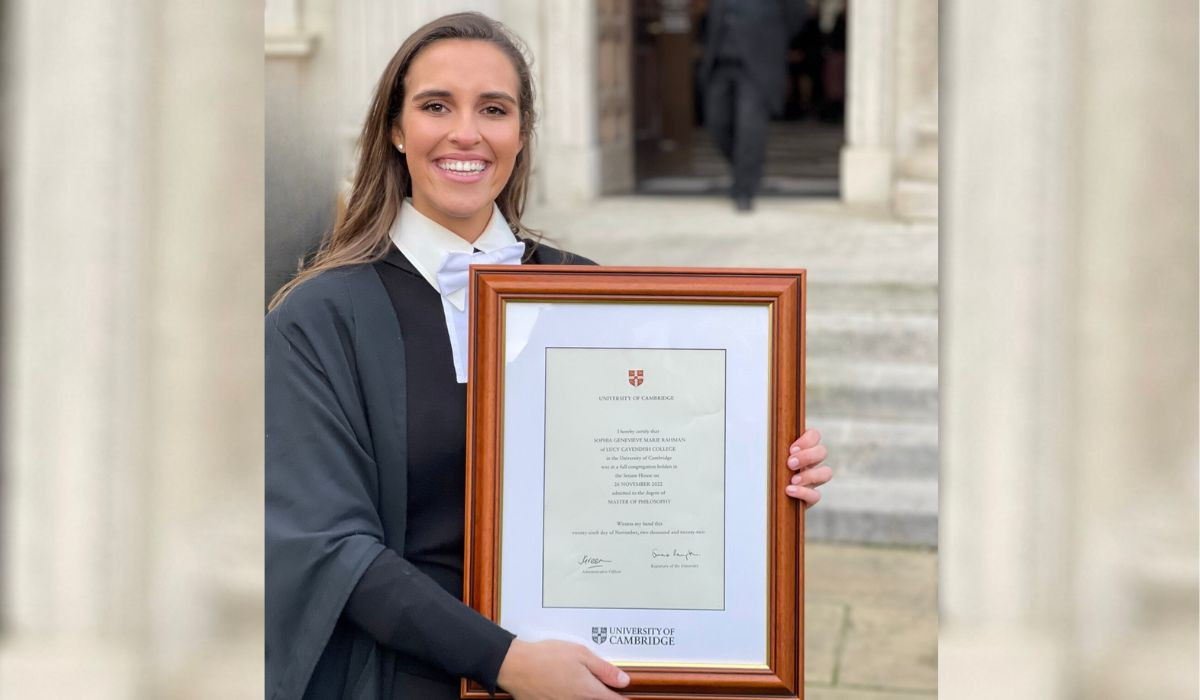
[651,548,701,561]
[578,554,613,570]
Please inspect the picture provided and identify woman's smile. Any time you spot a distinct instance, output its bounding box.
[432,154,492,182]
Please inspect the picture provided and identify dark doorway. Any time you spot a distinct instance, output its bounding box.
[633,0,845,197]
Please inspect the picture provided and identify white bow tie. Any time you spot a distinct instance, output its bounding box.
[435,242,525,382]
[436,242,526,310]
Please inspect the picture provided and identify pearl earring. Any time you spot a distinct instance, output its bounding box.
[397,143,404,151]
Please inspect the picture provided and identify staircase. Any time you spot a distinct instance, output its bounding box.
[804,279,938,546]
[528,196,939,547]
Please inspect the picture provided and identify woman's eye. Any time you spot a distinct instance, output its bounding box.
[483,105,508,116]
[421,102,448,114]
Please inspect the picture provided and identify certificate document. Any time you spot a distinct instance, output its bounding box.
[490,298,778,670]
[465,269,806,697]
[542,348,726,610]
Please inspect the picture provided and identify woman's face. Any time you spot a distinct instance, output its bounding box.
[395,39,523,241]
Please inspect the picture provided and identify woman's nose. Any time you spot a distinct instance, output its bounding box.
[449,113,482,146]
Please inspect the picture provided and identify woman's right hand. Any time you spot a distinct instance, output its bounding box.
[497,638,630,699]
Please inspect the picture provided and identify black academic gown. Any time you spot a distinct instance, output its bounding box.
[265,241,594,700]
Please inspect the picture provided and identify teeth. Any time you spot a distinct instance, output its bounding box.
[439,160,486,173]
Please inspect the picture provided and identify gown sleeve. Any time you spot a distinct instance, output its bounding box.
[344,549,514,690]
[265,273,511,699]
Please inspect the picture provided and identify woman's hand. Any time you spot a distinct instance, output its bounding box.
[784,428,831,506]
[497,638,630,700]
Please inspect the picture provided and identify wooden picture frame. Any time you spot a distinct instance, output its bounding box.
[462,266,806,699]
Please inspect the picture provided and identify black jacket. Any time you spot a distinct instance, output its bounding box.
[265,241,593,699]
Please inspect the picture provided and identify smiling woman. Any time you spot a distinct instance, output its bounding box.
[265,11,830,700]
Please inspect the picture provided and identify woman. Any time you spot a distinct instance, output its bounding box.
[266,12,831,700]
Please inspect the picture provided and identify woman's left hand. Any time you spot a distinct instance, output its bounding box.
[784,428,831,506]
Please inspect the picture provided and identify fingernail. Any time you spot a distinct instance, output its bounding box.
[617,670,629,684]
[787,456,799,468]
[787,485,799,495]
[790,445,801,454]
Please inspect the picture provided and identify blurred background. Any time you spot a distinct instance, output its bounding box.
[2,1,1196,699]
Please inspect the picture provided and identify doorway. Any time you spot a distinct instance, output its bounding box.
[632,0,845,197]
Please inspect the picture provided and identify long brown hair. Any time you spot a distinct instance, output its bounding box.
[269,12,538,311]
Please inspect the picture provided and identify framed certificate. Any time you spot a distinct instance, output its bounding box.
[462,266,805,699]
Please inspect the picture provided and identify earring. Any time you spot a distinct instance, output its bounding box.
[397,143,404,151]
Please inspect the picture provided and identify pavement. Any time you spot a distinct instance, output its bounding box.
[804,542,938,698]
[525,195,937,281]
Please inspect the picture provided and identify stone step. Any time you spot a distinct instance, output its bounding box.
[806,360,938,421]
[808,311,938,364]
[806,416,938,480]
[805,476,938,546]
[808,280,938,314]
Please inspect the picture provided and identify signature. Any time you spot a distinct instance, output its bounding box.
[651,548,701,561]
[578,554,613,570]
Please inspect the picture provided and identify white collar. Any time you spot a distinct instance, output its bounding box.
[389,199,521,301]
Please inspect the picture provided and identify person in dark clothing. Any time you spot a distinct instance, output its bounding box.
[266,11,832,700]
[699,0,805,211]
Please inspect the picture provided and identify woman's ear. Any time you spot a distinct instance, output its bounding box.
[391,125,405,152]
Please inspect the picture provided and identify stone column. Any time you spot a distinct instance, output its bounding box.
[534,0,601,205]
[891,0,938,219]
[1,1,264,697]
[143,2,264,696]
[939,0,1077,696]
[1,0,153,695]
[840,0,896,206]
[595,0,635,194]
[941,0,1198,697]
[1069,1,1197,696]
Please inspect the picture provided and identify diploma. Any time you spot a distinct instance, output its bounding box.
[542,347,726,610]
[463,266,806,698]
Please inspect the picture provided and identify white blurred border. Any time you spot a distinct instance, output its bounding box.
[0,1,1194,698]
[1,1,263,698]
[941,0,1198,698]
